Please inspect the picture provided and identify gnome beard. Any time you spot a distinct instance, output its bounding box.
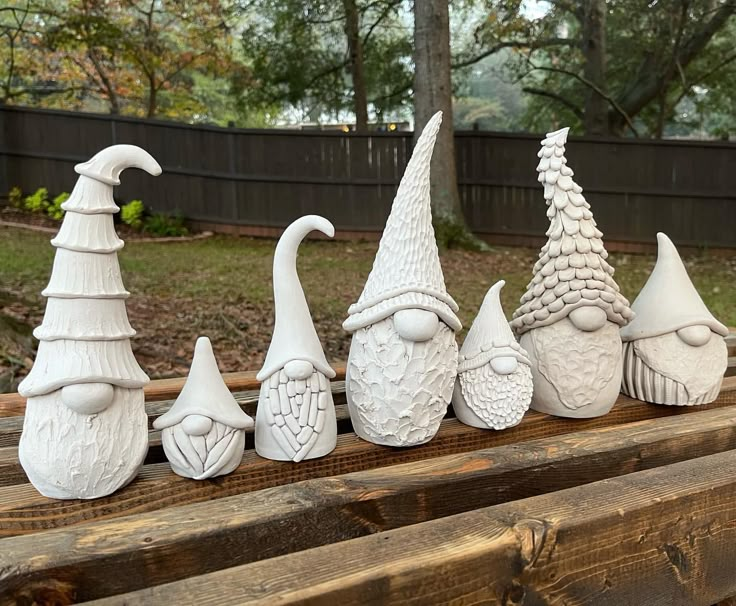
[161,417,245,479]
[521,318,623,417]
[622,331,727,406]
[346,314,458,447]
[19,386,148,499]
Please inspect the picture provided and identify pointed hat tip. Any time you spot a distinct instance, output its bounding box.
[194,336,213,356]
[485,279,506,301]
[656,232,679,259]
[545,126,570,142]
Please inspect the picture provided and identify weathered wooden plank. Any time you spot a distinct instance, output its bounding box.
[1,382,735,537]
[83,449,736,606]
[3,404,736,602]
[0,365,347,417]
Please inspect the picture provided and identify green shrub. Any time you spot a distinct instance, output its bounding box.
[143,212,189,237]
[47,192,69,221]
[24,188,49,213]
[8,186,23,208]
[121,199,145,229]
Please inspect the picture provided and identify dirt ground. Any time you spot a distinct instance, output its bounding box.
[2,225,735,393]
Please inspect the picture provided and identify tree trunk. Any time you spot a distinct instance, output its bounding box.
[343,0,369,131]
[581,0,608,135]
[413,0,481,249]
[147,78,157,118]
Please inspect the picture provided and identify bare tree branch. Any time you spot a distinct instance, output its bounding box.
[522,86,584,119]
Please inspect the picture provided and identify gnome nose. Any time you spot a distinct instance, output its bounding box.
[394,309,440,342]
[182,414,213,436]
[676,324,712,347]
[491,356,518,375]
[61,382,114,414]
[569,306,607,332]
[284,360,314,380]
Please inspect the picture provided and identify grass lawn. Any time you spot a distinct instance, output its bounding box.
[1,226,735,392]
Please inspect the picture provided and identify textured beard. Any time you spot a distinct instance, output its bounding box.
[19,387,148,499]
[622,331,727,405]
[458,362,533,429]
[529,318,621,411]
[347,315,458,446]
[161,420,245,480]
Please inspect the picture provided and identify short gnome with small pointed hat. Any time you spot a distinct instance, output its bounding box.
[621,233,728,406]
[154,337,254,479]
[343,111,461,447]
[511,128,634,418]
[18,144,161,499]
[256,215,337,462]
[453,281,533,430]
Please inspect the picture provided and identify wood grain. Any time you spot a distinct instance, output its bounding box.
[0,365,347,417]
[1,381,735,537]
[83,449,736,605]
[3,404,736,602]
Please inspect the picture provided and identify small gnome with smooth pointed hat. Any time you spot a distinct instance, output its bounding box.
[453,281,533,430]
[154,337,254,479]
[621,233,728,406]
[343,111,461,447]
[18,144,160,499]
[256,215,337,462]
[511,128,633,418]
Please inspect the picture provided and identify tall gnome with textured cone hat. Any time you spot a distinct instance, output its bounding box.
[256,215,337,462]
[511,128,633,418]
[18,144,161,499]
[453,281,533,430]
[621,233,728,405]
[343,111,461,447]
[155,337,254,479]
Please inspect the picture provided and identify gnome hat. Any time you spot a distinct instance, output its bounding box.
[343,111,461,333]
[620,232,728,342]
[257,215,336,382]
[154,337,253,430]
[511,127,632,335]
[459,280,530,373]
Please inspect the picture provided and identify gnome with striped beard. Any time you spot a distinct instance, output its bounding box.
[511,128,633,418]
[255,215,337,462]
[343,112,461,447]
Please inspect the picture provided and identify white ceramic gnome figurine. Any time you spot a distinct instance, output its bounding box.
[255,215,338,462]
[154,337,253,479]
[343,111,461,447]
[453,281,533,430]
[511,128,634,419]
[621,233,728,405]
[18,145,161,499]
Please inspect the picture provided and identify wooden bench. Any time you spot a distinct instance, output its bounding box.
[2,363,736,604]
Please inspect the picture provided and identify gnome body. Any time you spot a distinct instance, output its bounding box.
[621,233,728,406]
[453,281,533,430]
[511,128,633,419]
[18,145,160,499]
[343,112,461,447]
[154,337,254,479]
[255,215,337,462]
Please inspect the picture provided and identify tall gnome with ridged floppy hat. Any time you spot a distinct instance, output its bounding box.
[511,128,634,419]
[453,280,533,430]
[18,144,161,499]
[621,232,728,405]
[154,337,254,479]
[256,215,338,462]
[343,111,461,447]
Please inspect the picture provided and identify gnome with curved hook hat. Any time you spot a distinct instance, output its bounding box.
[18,145,161,499]
[255,215,338,462]
[343,111,461,447]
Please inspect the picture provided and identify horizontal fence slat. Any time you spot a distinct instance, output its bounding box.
[2,403,736,602]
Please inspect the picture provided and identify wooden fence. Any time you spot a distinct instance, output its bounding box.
[1,105,735,248]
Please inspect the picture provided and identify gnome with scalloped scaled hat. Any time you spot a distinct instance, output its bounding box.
[621,233,728,406]
[453,280,533,430]
[154,337,254,479]
[511,128,634,419]
[343,111,461,447]
[18,145,161,499]
[256,215,337,462]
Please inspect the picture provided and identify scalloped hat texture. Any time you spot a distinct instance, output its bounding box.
[511,127,633,335]
[459,281,531,373]
[620,232,728,342]
[343,111,461,333]
[154,337,254,430]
